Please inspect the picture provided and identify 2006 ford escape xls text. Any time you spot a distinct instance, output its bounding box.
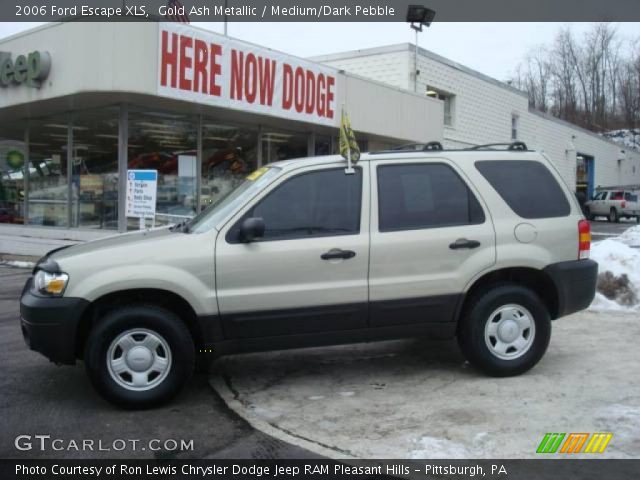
[20,142,598,408]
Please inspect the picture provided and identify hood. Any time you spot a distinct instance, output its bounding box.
[50,228,176,261]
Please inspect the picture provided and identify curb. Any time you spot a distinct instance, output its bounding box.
[208,373,354,460]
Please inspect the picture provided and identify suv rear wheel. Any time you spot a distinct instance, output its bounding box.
[84,305,195,408]
[458,284,551,377]
[609,208,619,223]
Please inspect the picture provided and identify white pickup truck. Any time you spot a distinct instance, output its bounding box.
[585,189,640,222]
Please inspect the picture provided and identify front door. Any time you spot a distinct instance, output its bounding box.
[215,163,369,339]
[368,159,496,327]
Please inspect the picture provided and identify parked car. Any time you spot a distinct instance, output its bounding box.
[0,204,15,223]
[20,142,598,408]
[584,189,640,222]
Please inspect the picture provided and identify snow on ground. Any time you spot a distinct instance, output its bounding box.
[0,260,35,269]
[589,225,640,312]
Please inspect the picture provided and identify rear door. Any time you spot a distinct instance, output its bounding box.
[215,163,370,339]
[368,158,496,328]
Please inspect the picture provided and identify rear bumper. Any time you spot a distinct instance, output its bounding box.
[544,259,598,318]
[20,278,89,365]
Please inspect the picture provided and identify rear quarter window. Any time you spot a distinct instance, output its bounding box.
[475,160,570,219]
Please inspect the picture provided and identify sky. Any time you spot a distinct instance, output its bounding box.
[1,22,638,81]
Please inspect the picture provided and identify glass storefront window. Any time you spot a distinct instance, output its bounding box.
[261,130,308,164]
[71,107,120,229]
[201,121,258,211]
[314,135,333,156]
[0,123,27,225]
[28,116,70,227]
[128,110,197,228]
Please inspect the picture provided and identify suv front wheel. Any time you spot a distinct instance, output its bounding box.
[458,284,551,377]
[84,305,195,408]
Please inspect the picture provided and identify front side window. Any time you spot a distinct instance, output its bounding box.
[476,160,570,219]
[377,163,485,232]
[229,168,362,242]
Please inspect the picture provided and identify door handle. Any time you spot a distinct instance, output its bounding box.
[321,249,356,260]
[449,238,481,250]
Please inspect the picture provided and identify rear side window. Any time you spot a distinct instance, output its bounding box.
[377,163,485,232]
[625,192,638,202]
[611,191,624,200]
[475,160,570,219]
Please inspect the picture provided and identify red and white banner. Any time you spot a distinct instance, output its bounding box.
[157,24,338,127]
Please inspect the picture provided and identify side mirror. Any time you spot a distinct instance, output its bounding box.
[239,217,265,243]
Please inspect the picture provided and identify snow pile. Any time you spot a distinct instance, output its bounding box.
[601,129,640,151]
[0,260,35,269]
[589,226,640,312]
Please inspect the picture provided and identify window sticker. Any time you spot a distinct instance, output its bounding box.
[246,167,269,181]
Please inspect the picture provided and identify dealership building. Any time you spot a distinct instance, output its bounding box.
[1,22,639,238]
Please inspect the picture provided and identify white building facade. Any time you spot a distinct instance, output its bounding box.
[313,43,640,198]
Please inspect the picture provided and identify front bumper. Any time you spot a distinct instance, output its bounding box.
[544,259,598,318]
[20,278,89,365]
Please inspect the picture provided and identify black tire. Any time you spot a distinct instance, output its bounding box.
[457,284,551,377]
[609,208,619,223]
[84,305,195,409]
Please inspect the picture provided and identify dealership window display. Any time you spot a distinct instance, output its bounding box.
[201,121,258,210]
[261,130,308,164]
[70,107,119,229]
[128,109,197,228]
[27,116,70,227]
[0,124,26,225]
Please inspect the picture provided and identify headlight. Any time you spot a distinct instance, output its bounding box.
[33,270,69,296]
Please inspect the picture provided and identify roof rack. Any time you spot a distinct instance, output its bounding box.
[386,141,444,152]
[369,140,529,155]
[467,141,528,151]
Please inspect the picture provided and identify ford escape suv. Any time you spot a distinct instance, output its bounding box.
[20,142,598,408]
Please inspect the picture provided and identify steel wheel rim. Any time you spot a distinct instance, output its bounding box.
[484,304,535,360]
[107,328,172,391]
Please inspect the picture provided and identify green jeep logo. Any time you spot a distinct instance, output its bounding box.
[0,51,51,88]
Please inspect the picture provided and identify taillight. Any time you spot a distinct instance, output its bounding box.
[621,201,626,208]
[578,219,591,259]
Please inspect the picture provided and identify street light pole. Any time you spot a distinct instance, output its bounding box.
[224,0,228,35]
[413,26,419,92]
[405,5,436,94]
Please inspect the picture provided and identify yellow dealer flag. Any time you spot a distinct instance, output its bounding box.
[339,108,360,164]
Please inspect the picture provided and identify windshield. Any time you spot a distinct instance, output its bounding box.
[185,167,281,233]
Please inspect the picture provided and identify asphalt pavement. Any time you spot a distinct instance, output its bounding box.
[590,218,638,241]
[0,266,317,459]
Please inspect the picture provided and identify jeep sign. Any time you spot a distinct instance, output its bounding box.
[0,51,51,88]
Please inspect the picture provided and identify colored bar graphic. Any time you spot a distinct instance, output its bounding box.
[537,433,566,453]
[537,432,613,454]
[560,433,589,453]
[584,433,613,453]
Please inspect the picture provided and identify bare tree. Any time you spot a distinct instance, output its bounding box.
[509,23,639,133]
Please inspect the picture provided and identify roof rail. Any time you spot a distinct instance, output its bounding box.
[384,141,444,152]
[369,140,530,155]
[467,141,528,151]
